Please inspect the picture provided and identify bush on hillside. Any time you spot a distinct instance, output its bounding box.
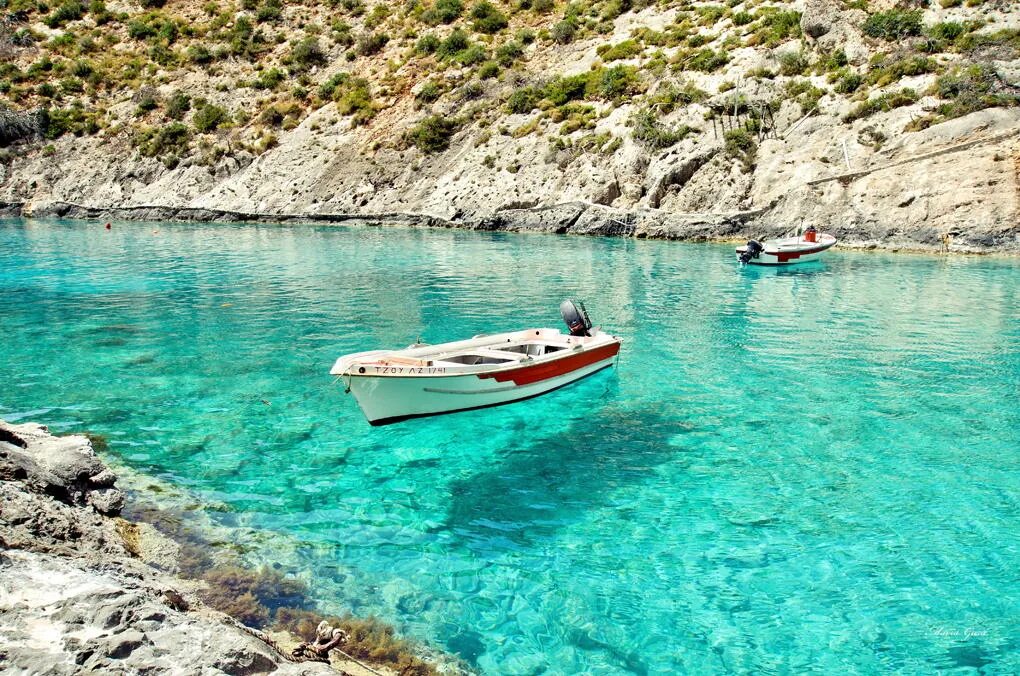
[406,115,459,153]
[862,9,922,40]
[471,1,508,33]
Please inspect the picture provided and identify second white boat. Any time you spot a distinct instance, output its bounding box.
[737,227,837,265]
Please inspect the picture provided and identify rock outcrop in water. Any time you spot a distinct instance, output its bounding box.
[0,0,1017,252]
[0,420,436,675]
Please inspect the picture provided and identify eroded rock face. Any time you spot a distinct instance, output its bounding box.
[800,0,841,39]
[0,422,124,515]
[0,551,325,676]
[0,420,335,676]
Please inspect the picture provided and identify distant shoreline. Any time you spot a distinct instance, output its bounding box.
[3,200,1017,256]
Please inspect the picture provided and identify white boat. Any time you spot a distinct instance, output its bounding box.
[736,227,837,265]
[330,301,622,426]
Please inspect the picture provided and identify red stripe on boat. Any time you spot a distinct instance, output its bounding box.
[478,342,620,386]
[773,242,834,262]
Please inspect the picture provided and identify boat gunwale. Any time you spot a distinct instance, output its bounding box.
[340,334,621,380]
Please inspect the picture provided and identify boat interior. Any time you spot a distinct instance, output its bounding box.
[330,328,614,375]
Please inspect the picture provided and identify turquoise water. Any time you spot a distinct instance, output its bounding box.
[2,218,1019,673]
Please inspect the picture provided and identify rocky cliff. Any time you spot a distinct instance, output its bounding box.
[0,0,1017,252]
[0,420,448,675]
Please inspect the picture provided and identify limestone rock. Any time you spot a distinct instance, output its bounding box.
[0,420,339,676]
[800,0,842,39]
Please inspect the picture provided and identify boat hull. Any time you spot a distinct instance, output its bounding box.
[348,344,619,425]
[736,235,836,265]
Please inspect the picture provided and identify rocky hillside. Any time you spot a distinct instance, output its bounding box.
[0,0,1018,251]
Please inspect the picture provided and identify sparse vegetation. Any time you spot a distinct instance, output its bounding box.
[406,114,459,152]
[192,102,229,132]
[843,88,919,123]
[862,9,923,41]
[631,106,696,149]
[724,128,756,172]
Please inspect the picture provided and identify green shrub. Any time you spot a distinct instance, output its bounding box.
[135,90,159,115]
[228,16,268,58]
[332,20,354,46]
[437,29,470,58]
[862,10,922,40]
[478,60,500,78]
[135,121,190,160]
[289,37,326,70]
[252,67,285,89]
[416,33,440,54]
[866,54,937,87]
[778,50,809,76]
[732,11,752,26]
[819,49,848,72]
[127,16,158,40]
[552,20,576,44]
[506,85,541,113]
[544,73,588,105]
[955,28,1020,57]
[456,44,487,65]
[44,0,83,28]
[842,88,919,122]
[188,44,213,64]
[750,10,801,47]
[89,0,111,24]
[927,21,964,43]
[340,0,365,15]
[149,43,176,66]
[471,1,508,33]
[927,63,1019,122]
[356,31,389,56]
[695,4,726,25]
[597,39,642,61]
[648,81,708,112]
[256,0,282,22]
[724,128,756,171]
[496,40,523,66]
[833,70,863,94]
[192,102,229,132]
[631,106,695,149]
[415,80,443,106]
[406,114,458,152]
[320,73,376,124]
[60,77,84,94]
[364,4,390,28]
[167,92,191,120]
[686,49,729,72]
[586,64,639,99]
[422,0,462,24]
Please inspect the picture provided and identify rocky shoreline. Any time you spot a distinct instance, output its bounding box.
[0,419,455,676]
[4,194,1017,255]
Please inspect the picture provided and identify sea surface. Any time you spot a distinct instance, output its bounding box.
[2,218,1018,673]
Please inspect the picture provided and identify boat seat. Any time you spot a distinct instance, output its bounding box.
[382,355,433,367]
[473,348,529,361]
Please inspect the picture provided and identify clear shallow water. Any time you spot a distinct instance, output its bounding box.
[2,218,1019,673]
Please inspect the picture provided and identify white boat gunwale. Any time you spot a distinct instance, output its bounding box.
[331,328,618,380]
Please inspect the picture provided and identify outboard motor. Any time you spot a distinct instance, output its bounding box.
[739,240,764,264]
[560,299,593,337]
